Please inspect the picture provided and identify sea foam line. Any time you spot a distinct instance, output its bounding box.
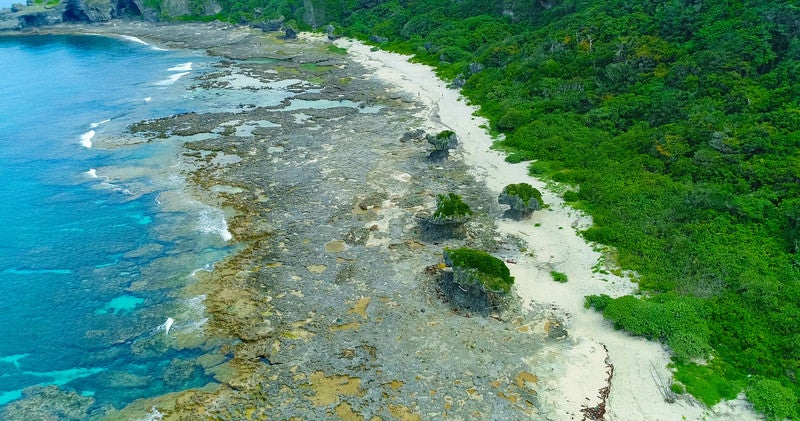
[198,207,233,241]
[155,71,190,86]
[168,62,193,72]
[90,118,110,128]
[80,130,95,148]
[119,35,148,46]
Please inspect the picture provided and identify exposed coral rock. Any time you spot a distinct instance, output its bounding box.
[1,385,94,421]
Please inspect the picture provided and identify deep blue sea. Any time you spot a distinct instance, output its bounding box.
[0,34,234,413]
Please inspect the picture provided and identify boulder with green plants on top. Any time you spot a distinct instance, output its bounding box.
[441,247,515,316]
[431,192,472,225]
[498,183,543,219]
[426,130,458,161]
[422,193,472,240]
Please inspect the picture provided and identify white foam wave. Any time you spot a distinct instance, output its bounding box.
[80,130,95,148]
[119,35,149,46]
[168,62,193,72]
[85,168,98,178]
[90,118,110,128]
[98,182,133,195]
[189,264,214,278]
[155,71,190,86]
[144,97,152,102]
[198,208,232,241]
[157,317,175,335]
[138,407,164,421]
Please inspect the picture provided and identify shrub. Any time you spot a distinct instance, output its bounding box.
[747,378,798,420]
[432,193,472,222]
[497,109,531,131]
[584,294,613,311]
[550,270,568,283]
[590,294,711,362]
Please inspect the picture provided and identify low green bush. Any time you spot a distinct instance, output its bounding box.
[433,193,472,221]
[747,378,798,420]
[550,270,568,283]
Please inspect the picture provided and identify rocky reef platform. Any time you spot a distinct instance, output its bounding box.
[1,22,758,421]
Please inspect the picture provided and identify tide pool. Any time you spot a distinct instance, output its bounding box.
[0,34,233,412]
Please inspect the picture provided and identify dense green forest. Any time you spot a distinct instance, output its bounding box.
[175,0,800,418]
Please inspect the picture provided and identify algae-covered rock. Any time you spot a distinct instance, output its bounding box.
[1,385,94,421]
[430,192,472,225]
[498,183,543,219]
[422,193,472,240]
[442,248,514,315]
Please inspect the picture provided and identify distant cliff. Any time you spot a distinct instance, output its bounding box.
[0,0,220,29]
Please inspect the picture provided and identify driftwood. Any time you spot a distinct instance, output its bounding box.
[580,344,614,420]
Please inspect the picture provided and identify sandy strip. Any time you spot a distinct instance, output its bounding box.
[335,37,758,420]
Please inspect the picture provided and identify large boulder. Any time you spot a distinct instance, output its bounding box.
[419,193,472,241]
[441,248,515,316]
[427,130,458,151]
[498,183,543,219]
[426,130,458,161]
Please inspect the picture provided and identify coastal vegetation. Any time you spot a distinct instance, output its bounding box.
[103,0,797,416]
[550,270,568,284]
[431,192,472,224]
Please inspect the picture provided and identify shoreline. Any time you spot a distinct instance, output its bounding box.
[2,22,760,420]
[334,38,759,420]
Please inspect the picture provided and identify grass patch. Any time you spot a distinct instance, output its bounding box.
[672,362,745,407]
[326,44,348,55]
[550,271,568,283]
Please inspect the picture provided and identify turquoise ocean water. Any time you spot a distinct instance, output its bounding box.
[0,34,234,412]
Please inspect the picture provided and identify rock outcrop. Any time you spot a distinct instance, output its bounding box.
[498,182,543,219]
[0,0,220,29]
[441,248,515,316]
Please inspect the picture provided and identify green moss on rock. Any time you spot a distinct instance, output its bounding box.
[443,247,514,294]
[498,183,543,219]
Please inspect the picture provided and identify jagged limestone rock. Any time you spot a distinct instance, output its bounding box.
[1,385,94,421]
[427,130,458,151]
[426,130,458,161]
[441,248,514,316]
[498,183,543,219]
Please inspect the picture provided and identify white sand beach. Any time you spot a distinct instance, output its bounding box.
[334,37,759,421]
